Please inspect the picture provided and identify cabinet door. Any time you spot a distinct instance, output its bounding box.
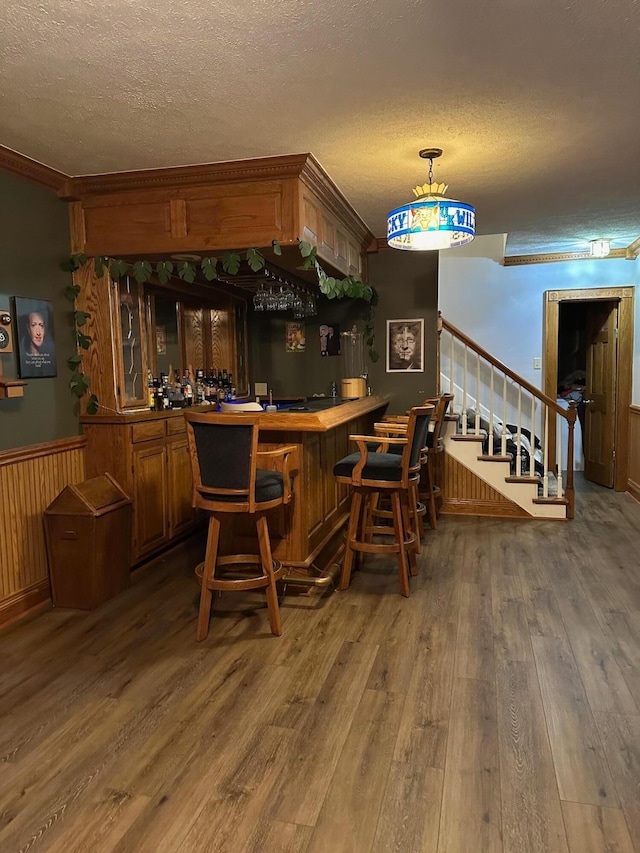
[167,437,195,537]
[132,443,168,557]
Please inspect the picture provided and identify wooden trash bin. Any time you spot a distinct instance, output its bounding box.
[44,473,132,609]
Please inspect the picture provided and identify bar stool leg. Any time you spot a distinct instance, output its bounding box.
[197,515,221,641]
[340,490,365,591]
[390,491,410,597]
[256,514,282,636]
[425,455,438,530]
[404,487,419,577]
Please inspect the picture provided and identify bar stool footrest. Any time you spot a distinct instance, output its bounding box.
[196,556,284,592]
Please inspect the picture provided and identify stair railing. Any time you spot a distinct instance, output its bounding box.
[438,317,576,518]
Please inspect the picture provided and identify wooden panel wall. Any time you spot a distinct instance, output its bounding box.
[438,452,529,519]
[0,437,86,627]
[628,406,640,503]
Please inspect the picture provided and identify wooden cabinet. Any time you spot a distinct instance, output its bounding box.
[82,410,199,565]
[73,263,247,415]
[63,153,374,287]
[132,441,168,555]
[167,434,196,537]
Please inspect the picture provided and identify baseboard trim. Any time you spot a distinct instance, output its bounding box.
[0,579,52,631]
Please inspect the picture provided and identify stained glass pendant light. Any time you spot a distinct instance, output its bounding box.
[387,148,475,250]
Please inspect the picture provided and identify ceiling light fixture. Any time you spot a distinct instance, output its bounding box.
[387,148,475,251]
[589,239,611,258]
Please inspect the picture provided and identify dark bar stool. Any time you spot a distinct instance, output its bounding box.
[184,411,296,641]
[333,405,433,596]
[420,393,454,528]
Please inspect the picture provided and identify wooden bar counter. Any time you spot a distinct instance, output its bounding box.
[81,394,389,580]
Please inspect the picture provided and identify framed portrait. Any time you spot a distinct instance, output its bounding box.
[286,322,305,352]
[13,297,57,378]
[386,318,424,373]
[319,323,341,356]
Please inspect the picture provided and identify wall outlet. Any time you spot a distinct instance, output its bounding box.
[255,382,268,396]
[533,357,542,370]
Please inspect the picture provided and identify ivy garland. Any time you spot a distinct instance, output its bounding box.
[62,239,378,415]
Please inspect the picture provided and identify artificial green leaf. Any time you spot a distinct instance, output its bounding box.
[109,258,129,279]
[76,331,92,350]
[177,261,196,283]
[272,239,282,256]
[222,252,241,275]
[369,349,379,363]
[155,260,174,285]
[246,248,265,272]
[201,257,218,281]
[67,355,82,368]
[74,310,91,327]
[133,260,152,283]
[299,241,313,258]
[61,259,76,272]
[94,256,108,277]
[86,394,99,415]
[71,253,87,268]
[63,284,81,302]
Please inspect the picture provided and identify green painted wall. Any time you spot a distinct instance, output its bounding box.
[0,172,77,450]
[246,249,439,414]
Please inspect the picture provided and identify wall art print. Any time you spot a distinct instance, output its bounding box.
[14,296,57,378]
[386,318,424,372]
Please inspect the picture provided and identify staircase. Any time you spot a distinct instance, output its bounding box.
[438,317,576,520]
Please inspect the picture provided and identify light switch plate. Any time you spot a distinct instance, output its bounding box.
[255,382,268,396]
[533,357,542,370]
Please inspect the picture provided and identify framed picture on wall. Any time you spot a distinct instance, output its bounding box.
[386,318,424,372]
[13,297,58,378]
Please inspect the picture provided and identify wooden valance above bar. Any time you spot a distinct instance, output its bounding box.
[60,153,375,282]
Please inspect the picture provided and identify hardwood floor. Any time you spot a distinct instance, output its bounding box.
[1,476,639,852]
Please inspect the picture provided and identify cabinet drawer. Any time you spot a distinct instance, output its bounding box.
[166,416,187,436]
[132,420,166,443]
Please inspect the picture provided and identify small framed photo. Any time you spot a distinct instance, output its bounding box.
[386,318,424,372]
[13,297,57,378]
[286,322,305,352]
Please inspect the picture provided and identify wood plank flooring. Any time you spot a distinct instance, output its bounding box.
[1,476,639,852]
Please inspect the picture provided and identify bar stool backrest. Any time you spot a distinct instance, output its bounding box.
[402,405,434,481]
[184,412,261,513]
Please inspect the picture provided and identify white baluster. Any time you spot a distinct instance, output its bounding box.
[450,332,454,396]
[462,345,468,435]
[542,405,549,498]
[488,366,495,456]
[502,374,507,456]
[475,353,481,435]
[556,412,564,498]
[530,394,536,476]
[516,386,522,477]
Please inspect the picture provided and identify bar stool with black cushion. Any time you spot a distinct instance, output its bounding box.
[333,405,433,597]
[184,411,296,642]
[420,393,454,529]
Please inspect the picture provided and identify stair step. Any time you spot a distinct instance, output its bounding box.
[451,434,485,442]
[533,496,569,505]
[478,454,513,462]
[505,476,541,484]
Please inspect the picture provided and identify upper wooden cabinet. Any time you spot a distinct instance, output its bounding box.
[60,153,374,281]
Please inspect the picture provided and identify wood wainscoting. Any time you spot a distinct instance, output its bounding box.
[0,436,86,629]
[628,406,640,503]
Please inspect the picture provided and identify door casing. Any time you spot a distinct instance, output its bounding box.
[543,286,634,492]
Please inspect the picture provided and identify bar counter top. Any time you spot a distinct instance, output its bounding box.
[81,394,390,433]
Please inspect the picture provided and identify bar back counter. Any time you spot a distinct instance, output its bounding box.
[82,394,389,581]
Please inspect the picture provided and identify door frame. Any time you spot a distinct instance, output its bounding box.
[543,286,635,491]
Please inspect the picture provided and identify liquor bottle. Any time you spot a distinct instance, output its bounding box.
[229,373,237,400]
[147,370,155,410]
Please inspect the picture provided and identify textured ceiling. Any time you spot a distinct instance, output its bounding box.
[2,0,640,255]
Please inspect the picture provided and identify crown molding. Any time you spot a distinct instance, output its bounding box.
[0,146,69,192]
[625,235,640,259]
[504,248,630,266]
[59,153,315,200]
